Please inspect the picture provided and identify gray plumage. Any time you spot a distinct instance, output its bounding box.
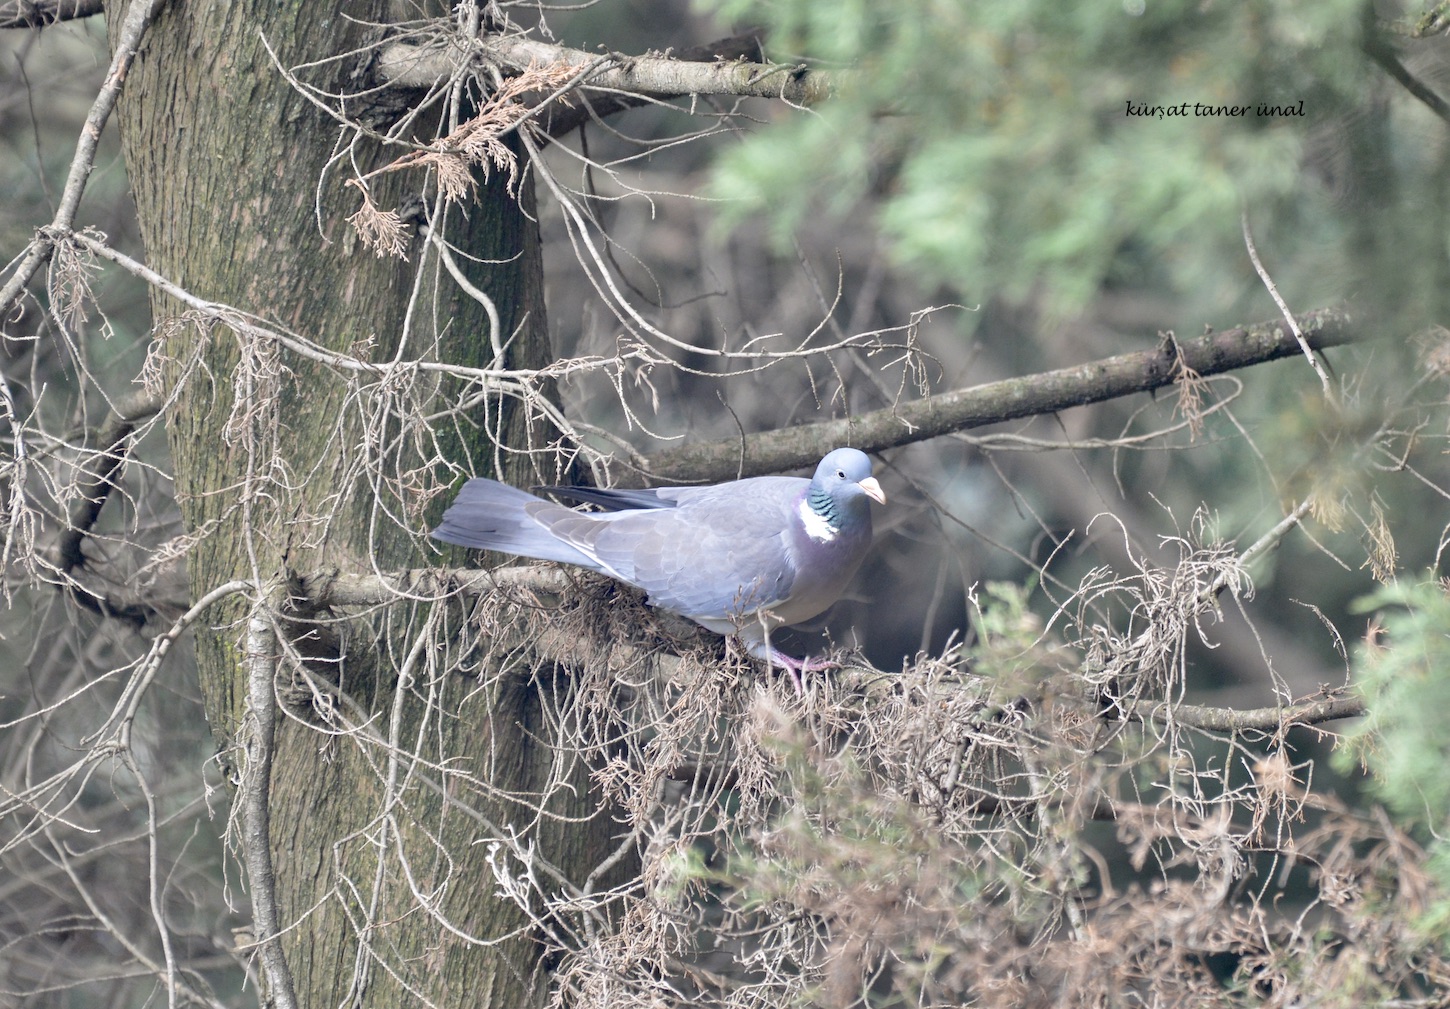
[430,448,885,668]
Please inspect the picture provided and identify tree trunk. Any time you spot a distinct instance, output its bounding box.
[112,2,608,1004]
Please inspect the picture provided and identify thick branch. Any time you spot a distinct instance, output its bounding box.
[293,564,568,609]
[535,30,766,137]
[377,32,835,106]
[0,0,101,28]
[1127,691,1365,732]
[240,594,299,1009]
[297,565,1366,734]
[53,388,164,574]
[641,306,1357,483]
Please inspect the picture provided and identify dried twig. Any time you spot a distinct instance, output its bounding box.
[1241,212,1337,402]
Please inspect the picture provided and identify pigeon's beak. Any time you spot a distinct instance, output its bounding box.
[858,476,886,505]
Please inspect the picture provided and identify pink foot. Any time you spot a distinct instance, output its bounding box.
[759,646,839,693]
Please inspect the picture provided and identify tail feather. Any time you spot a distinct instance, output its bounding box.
[430,479,603,570]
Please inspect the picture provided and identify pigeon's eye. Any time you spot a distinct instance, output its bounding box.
[836,469,846,479]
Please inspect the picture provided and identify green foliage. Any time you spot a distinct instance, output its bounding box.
[1337,576,1450,945]
[964,578,1074,702]
[694,582,1080,1004]
[713,723,1044,1007]
[701,0,1400,317]
[1337,578,1450,828]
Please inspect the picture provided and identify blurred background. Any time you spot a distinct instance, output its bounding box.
[528,0,1449,695]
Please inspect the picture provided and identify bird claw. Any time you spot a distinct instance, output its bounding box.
[758,646,839,693]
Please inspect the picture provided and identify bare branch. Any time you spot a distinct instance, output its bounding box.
[642,306,1357,482]
[536,30,767,137]
[1364,24,1450,124]
[377,32,837,107]
[1241,212,1336,401]
[240,590,299,1009]
[298,564,1367,736]
[294,564,569,608]
[0,0,165,320]
[0,0,101,28]
[1127,690,1364,732]
[52,388,164,576]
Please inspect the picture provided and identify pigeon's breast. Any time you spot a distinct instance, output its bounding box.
[774,513,872,626]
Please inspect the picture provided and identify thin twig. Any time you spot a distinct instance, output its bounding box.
[1241,211,1337,402]
[77,579,255,749]
[1205,497,1316,599]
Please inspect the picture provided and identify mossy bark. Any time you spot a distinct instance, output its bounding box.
[111,3,609,1004]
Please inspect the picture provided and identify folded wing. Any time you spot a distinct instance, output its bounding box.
[530,477,805,624]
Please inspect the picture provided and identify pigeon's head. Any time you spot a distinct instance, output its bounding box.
[805,448,886,532]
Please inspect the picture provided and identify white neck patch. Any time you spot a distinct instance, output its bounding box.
[798,499,838,543]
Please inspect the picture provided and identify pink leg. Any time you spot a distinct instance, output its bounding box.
[741,639,838,692]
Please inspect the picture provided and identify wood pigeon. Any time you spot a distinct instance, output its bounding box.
[430,448,885,673]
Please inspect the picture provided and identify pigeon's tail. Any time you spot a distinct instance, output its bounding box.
[430,478,602,570]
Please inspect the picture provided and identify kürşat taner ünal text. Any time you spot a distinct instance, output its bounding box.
[1124,101,1305,119]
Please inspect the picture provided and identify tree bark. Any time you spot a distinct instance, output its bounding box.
[111,3,610,1004]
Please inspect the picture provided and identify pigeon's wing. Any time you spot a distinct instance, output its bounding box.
[531,476,808,622]
[430,479,605,570]
[532,485,683,512]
